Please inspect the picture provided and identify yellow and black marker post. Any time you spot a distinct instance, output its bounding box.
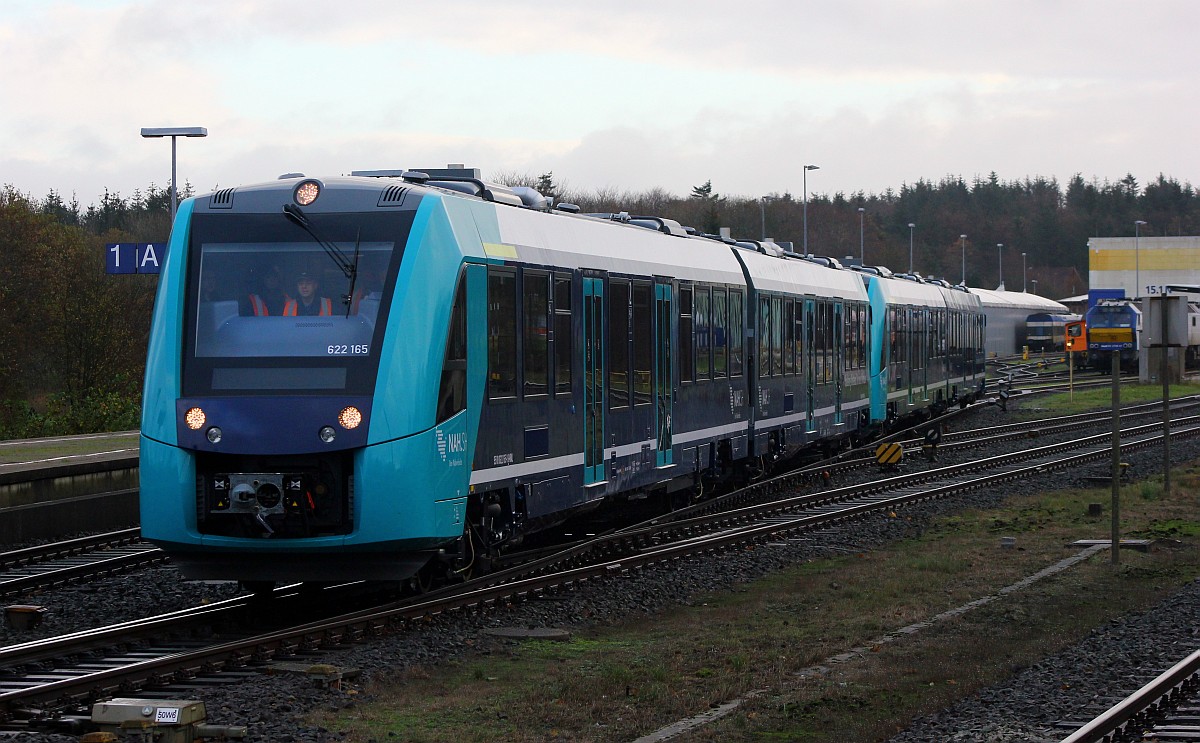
[875,441,903,468]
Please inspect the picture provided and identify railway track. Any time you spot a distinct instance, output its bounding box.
[4,411,1198,731]
[1060,646,1200,742]
[0,529,162,600]
[804,394,1200,481]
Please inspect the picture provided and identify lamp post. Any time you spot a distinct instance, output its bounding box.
[802,164,819,254]
[141,126,208,225]
[960,234,968,285]
[997,243,1004,290]
[1134,220,1147,298]
[1031,279,1038,295]
[759,196,771,240]
[1022,252,1027,292]
[858,207,865,263]
[907,223,915,273]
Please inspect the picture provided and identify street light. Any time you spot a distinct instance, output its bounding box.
[907,223,915,273]
[760,196,772,240]
[1134,220,1147,298]
[997,243,1004,290]
[802,164,819,254]
[959,234,968,285]
[1022,252,1027,292]
[141,126,208,225]
[1031,279,1038,295]
[858,207,865,263]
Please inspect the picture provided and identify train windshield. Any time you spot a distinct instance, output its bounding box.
[182,210,411,395]
[1088,306,1134,328]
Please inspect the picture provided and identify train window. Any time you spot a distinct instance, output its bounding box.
[436,271,468,423]
[523,271,550,398]
[834,303,844,379]
[855,303,867,370]
[633,281,653,404]
[729,289,744,377]
[696,287,711,380]
[609,279,631,408]
[553,275,572,395]
[844,304,855,371]
[804,302,816,382]
[784,300,796,376]
[826,302,836,384]
[913,309,925,372]
[759,296,772,377]
[488,269,518,399]
[771,296,783,378]
[680,286,694,383]
[712,288,728,378]
[816,301,828,385]
[795,299,805,375]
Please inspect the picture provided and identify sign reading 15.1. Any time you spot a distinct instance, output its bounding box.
[106,243,167,275]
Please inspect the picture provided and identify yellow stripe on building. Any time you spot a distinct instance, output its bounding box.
[1091,248,1200,271]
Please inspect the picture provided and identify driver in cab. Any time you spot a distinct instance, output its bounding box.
[283,271,333,316]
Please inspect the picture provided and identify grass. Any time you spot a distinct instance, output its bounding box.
[1008,380,1200,419]
[0,431,138,465]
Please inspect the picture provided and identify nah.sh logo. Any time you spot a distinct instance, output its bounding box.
[437,430,469,462]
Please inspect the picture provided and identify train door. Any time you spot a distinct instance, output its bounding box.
[805,298,816,432]
[834,301,844,425]
[654,282,674,467]
[583,277,605,485]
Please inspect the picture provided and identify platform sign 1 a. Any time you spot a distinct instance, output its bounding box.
[106,243,167,275]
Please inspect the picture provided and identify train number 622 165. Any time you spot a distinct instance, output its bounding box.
[327,344,369,355]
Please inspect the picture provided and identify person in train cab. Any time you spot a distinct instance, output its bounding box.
[247,263,291,316]
[283,271,333,316]
[349,263,385,315]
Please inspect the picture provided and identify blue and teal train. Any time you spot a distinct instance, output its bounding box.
[139,167,987,588]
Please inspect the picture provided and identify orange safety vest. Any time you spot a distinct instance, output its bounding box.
[283,297,333,316]
[248,294,270,316]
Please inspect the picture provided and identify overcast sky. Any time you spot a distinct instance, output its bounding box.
[2,0,1195,205]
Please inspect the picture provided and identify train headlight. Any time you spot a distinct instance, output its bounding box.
[319,426,337,444]
[294,180,321,206]
[206,426,223,444]
[338,406,362,429]
[185,407,206,430]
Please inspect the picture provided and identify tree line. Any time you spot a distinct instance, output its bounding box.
[0,184,182,437]
[517,170,1200,299]
[2,171,1197,437]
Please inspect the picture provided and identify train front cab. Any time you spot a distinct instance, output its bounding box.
[1085,301,1140,370]
[140,183,487,584]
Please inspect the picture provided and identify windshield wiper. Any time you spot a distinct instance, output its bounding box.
[344,230,361,318]
[282,204,356,281]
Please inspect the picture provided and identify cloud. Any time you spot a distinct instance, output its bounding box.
[0,0,1195,204]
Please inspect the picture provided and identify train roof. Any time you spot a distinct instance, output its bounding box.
[871,272,969,308]
[486,191,748,286]
[969,288,1069,314]
[734,248,867,300]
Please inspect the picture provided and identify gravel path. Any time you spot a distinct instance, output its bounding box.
[4,402,1198,742]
